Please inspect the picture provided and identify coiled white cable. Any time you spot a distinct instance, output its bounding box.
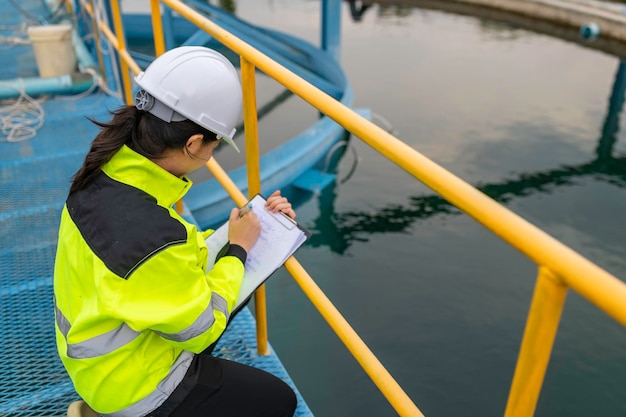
[0,81,45,142]
[0,23,30,48]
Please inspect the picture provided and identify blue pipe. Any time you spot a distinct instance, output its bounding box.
[0,3,99,99]
[0,73,94,99]
[162,6,177,50]
[72,27,98,71]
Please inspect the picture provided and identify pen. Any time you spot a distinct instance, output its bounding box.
[239,203,253,218]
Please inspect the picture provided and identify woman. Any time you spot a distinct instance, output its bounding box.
[54,46,297,417]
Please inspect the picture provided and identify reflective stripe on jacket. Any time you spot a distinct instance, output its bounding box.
[54,145,245,415]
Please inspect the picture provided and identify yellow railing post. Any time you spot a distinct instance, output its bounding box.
[150,0,166,57]
[504,267,568,417]
[150,1,183,214]
[109,0,132,105]
[240,55,269,355]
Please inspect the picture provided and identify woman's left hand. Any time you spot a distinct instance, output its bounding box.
[265,190,296,219]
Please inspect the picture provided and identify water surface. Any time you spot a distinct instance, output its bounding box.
[230,1,626,416]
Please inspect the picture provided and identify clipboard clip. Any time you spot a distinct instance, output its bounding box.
[274,211,297,230]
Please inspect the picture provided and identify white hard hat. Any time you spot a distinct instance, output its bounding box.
[134,46,243,153]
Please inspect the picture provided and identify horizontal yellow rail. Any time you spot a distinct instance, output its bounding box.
[162,0,626,327]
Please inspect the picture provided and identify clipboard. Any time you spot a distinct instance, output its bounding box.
[205,194,310,309]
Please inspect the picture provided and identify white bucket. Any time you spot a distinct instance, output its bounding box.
[27,24,77,78]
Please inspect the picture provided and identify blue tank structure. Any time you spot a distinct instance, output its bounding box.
[0,0,359,415]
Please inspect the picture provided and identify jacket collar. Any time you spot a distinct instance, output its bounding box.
[102,145,192,208]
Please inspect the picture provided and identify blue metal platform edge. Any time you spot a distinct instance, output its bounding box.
[214,308,314,417]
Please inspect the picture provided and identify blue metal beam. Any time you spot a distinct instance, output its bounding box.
[321,0,342,61]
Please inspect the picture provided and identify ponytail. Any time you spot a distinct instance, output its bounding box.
[69,105,220,195]
[69,106,137,195]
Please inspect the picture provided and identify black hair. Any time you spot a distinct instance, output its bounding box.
[69,106,218,195]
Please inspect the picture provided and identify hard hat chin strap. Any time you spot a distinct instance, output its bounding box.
[135,89,186,123]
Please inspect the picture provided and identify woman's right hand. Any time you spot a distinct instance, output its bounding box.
[227,207,261,252]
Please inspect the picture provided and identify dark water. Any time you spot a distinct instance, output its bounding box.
[227,1,626,416]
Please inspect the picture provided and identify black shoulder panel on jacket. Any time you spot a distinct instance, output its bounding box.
[67,172,187,279]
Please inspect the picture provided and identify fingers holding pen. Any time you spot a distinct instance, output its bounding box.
[228,192,296,252]
[228,207,261,252]
[265,190,296,219]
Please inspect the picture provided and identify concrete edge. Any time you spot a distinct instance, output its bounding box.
[452,0,626,40]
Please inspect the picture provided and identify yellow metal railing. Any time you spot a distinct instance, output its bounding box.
[74,1,626,416]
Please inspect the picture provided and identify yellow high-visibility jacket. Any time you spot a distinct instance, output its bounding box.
[54,145,246,416]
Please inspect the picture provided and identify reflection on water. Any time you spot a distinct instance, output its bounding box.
[308,60,626,254]
[218,0,236,13]
[346,0,372,22]
[204,0,236,13]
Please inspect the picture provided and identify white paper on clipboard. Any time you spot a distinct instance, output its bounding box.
[205,194,310,308]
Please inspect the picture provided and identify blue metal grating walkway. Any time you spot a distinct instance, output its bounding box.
[0,92,119,416]
[0,1,312,416]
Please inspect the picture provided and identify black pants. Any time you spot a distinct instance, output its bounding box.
[154,354,297,417]
[151,322,296,417]
[151,299,296,417]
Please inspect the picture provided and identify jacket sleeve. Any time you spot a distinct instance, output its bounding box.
[111,231,245,354]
